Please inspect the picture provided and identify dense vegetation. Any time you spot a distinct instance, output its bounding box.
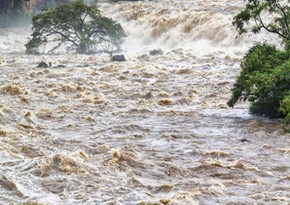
[25,0,126,54]
[228,0,290,131]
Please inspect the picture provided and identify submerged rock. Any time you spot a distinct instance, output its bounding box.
[37,61,51,68]
[149,48,163,56]
[111,54,126,62]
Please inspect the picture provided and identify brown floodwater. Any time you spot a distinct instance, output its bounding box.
[0,0,289,204]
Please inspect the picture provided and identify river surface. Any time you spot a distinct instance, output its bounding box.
[0,0,289,204]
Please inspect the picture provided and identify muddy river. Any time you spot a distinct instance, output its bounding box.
[0,0,289,204]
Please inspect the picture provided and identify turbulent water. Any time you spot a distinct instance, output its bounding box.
[0,0,290,204]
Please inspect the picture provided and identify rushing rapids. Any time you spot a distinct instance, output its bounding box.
[0,0,289,204]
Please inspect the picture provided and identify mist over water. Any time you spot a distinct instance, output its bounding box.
[0,0,289,204]
[105,0,281,56]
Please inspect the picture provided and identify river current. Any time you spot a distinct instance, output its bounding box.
[0,0,289,204]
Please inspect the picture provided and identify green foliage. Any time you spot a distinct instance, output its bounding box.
[233,0,290,49]
[228,43,290,130]
[230,0,290,132]
[280,94,290,131]
[25,0,126,54]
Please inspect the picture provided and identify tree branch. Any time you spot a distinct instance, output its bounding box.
[255,13,288,39]
[275,2,290,38]
[50,28,80,46]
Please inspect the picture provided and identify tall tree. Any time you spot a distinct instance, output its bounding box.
[25,0,126,54]
[233,0,290,49]
[228,0,290,132]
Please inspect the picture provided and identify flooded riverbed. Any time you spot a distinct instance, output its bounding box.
[0,0,289,204]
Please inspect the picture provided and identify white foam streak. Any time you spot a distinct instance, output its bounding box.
[0,0,282,56]
[0,27,30,53]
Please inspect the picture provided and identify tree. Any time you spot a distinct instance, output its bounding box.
[233,0,290,49]
[227,43,290,116]
[25,0,126,54]
[228,0,290,131]
[280,94,290,132]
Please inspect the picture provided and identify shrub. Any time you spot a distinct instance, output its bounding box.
[229,0,290,132]
[280,94,290,130]
[228,43,290,130]
[25,0,126,54]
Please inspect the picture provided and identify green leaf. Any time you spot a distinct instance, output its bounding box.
[26,0,126,54]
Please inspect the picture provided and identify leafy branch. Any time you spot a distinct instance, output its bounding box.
[25,0,126,54]
[233,0,290,48]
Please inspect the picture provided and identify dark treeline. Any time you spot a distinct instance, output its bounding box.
[0,0,28,14]
[0,0,29,27]
[0,0,69,27]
